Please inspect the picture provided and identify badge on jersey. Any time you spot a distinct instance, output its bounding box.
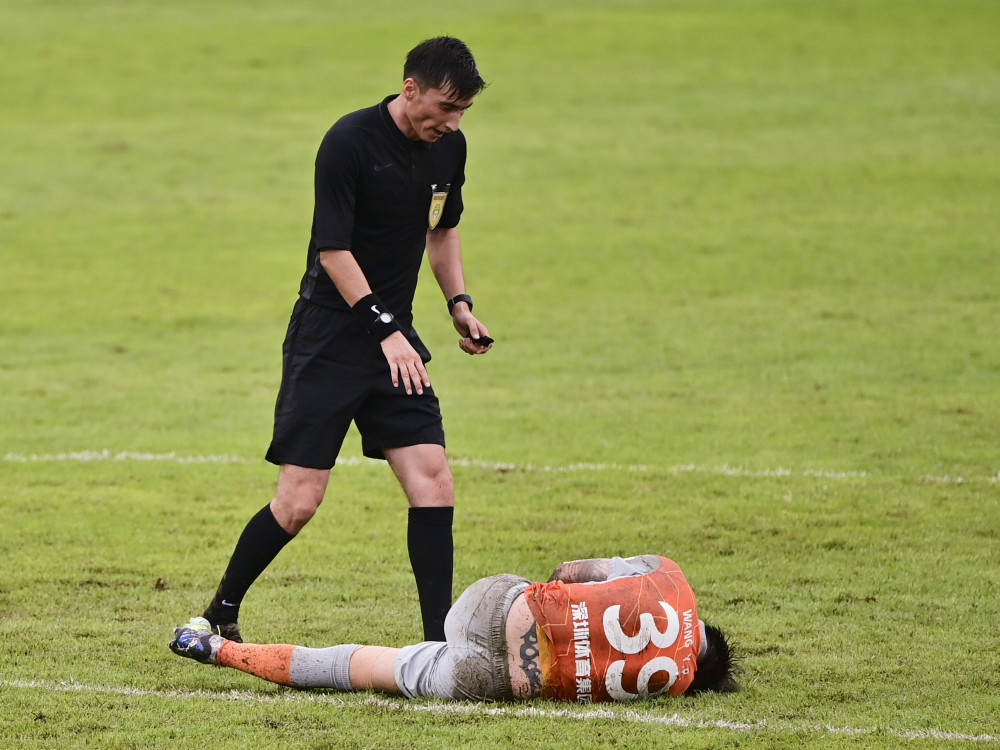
[428,183,451,229]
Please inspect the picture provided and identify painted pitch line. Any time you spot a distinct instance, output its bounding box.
[3,679,997,744]
[3,449,998,484]
[2,450,254,465]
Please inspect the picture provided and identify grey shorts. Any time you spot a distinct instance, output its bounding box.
[395,574,530,701]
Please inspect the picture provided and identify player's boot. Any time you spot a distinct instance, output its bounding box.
[201,604,243,643]
[169,624,225,665]
[211,621,242,642]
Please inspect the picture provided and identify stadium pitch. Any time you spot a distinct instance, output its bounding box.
[2,0,998,747]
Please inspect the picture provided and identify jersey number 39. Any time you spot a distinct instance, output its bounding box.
[602,601,685,700]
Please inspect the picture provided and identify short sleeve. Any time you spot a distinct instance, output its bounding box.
[312,125,361,251]
[434,132,467,230]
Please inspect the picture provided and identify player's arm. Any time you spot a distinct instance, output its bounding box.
[547,558,612,584]
[548,555,662,583]
[426,226,492,354]
[319,248,429,395]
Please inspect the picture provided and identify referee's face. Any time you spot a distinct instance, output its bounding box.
[400,80,474,142]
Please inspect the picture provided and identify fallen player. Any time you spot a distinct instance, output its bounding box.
[170,554,738,702]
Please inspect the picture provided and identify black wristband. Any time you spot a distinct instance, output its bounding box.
[447,293,473,316]
[353,293,402,341]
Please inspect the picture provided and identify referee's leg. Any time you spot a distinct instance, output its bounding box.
[271,464,331,533]
[386,444,455,642]
[201,465,329,638]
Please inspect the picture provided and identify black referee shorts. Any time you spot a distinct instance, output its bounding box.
[265,298,445,469]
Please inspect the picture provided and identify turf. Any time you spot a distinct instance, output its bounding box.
[1,0,999,747]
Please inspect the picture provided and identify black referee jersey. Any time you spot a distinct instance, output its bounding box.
[299,94,468,324]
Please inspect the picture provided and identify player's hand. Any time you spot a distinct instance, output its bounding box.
[380,331,430,395]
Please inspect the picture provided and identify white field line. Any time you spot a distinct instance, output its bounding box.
[3,449,998,485]
[3,678,998,744]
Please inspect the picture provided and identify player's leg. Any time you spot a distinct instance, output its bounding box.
[385,443,454,642]
[348,646,405,694]
[169,627,403,694]
[172,576,529,701]
[393,574,530,700]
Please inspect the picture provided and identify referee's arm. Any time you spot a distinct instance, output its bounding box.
[319,248,375,306]
[427,228,491,352]
[319,248,429,394]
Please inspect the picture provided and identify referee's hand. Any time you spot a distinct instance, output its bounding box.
[459,335,493,355]
[453,310,492,356]
[380,332,430,395]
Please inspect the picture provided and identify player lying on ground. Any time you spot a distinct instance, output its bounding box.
[170,555,739,702]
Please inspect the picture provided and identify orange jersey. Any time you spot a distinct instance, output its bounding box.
[524,556,701,703]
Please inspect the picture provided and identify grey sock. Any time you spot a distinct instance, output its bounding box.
[288,644,361,690]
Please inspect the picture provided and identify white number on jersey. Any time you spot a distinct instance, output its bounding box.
[602,600,681,701]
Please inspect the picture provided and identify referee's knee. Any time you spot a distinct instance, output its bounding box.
[271,470,327,532]
[271,493,322,533]
[405,465,454,507]
[272,494,322,533]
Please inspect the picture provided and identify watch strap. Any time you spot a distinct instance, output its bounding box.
[447,293,473,315]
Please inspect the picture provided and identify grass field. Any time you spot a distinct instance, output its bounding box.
[2,0,999,747]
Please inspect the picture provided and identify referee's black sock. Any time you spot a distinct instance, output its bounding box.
[204,503,295,623]
[407,506,454,642]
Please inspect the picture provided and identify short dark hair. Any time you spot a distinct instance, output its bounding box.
[403,36,486,100]
[688,623,740,694]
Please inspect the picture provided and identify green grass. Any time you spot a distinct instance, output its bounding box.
[2,0,999,747]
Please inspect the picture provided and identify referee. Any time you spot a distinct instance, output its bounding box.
[196,37,491,643]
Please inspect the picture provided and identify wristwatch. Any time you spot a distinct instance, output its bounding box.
[447,293,473,316]
[369,309,398,339]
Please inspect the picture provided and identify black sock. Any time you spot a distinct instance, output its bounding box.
[407,506,454,642]
[204,503,295,623]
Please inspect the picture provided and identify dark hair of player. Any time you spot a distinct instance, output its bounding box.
[688,623,741,694]
[404,36,487,101]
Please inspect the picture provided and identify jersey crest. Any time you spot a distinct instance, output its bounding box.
[428,183,451,229]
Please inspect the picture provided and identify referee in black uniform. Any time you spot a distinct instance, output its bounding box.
[196,37,491,643]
